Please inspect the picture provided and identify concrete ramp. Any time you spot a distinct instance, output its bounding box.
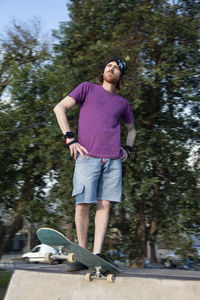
[5,269,200,300]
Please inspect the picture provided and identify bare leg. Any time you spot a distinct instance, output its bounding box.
[93,200,110,254]
[75,203,90,248]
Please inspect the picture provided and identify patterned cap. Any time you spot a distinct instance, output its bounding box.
[104,56,127,76]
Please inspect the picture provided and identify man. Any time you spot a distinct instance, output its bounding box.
[53,57,136,270]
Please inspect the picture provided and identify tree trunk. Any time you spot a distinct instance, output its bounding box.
[150,240,157,263]
[0,214,23,257]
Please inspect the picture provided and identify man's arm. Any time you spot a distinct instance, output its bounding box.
[121,122,137,162]
[53,96,76,134]
[125,122,137,147]
[53,96,88,159]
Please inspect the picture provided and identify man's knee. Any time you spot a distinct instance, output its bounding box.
[76,203,91,215]
[97,200,110,211]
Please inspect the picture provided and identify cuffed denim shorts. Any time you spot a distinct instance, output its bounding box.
[72,154,122,205]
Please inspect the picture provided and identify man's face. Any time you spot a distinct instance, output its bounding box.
[103,61,121,84]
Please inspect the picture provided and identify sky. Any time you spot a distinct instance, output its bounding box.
[0,0,70,34]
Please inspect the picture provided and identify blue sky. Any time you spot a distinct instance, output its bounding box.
[0,0,70,34]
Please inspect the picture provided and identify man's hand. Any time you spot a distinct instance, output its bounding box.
[69,141,89,160]
[120,147,128,162]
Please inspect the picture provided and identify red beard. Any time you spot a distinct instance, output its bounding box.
[103,71,120,85]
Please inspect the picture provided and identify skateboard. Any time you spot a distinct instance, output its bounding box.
[37,227,121,282]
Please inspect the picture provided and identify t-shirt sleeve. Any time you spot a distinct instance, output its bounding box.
[68,82,90,104]
[121,99,134,124]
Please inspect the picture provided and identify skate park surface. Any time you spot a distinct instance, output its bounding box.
[4,266,200,300]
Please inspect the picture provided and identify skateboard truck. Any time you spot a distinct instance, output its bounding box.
[85,267,116,283]
[67,253,116,283]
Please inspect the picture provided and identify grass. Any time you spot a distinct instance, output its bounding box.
[0,270,12,300]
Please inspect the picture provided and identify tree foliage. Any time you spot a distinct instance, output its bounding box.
[0,20,57,254]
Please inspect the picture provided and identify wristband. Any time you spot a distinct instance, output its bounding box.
[64,131,74,139]
[65,140,77,148]
[123,145,133,157]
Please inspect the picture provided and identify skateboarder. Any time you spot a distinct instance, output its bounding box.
[53,57,136,270]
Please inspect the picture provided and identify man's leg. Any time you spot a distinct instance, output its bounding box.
[75,203,90,248]
[66,203,90,271]
[93,199,110,254]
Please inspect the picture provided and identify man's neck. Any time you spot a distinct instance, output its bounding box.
[102,81,116,93]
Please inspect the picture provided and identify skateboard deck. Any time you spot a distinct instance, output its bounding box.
[37,227,120,282]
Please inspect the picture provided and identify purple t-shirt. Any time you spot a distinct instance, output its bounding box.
[68,82,134,159]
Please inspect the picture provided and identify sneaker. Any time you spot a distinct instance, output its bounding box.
[66,261,88,271]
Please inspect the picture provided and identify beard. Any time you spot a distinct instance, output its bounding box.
[103,71,120,85]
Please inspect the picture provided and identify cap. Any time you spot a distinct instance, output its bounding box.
[104,56,127,76]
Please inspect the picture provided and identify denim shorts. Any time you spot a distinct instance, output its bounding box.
[72,154,122,205]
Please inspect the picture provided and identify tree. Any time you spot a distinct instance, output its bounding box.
[110,0,200,262]
[0,20,55,255]
[0,19,49,100]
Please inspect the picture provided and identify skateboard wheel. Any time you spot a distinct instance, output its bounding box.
[45,253,53,264]
[85,273,93,282]
[67,253,76,263]
[106,274,115,283]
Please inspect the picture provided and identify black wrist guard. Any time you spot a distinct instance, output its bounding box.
[65,140,77,148]
[123,145,133,157]
[64,131,75,139]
